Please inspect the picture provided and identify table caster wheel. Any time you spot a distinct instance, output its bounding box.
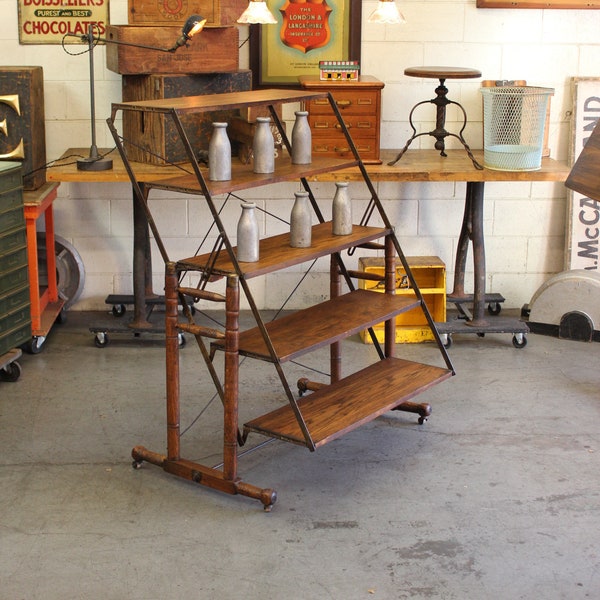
[94,332,109,348]
[418,415,428,424]
[26,336,45,354]
[132,459,143,469]
[0,361,22,382]
[178,333,186,348]
[112,304,126,317]
[56,307,68,324]
[512,334,527,349]
[442,334,452,349]
[488,302,501,315]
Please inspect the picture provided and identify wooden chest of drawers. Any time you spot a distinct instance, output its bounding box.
[298,75,384,164]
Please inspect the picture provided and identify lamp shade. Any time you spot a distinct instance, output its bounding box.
[367,0,406,25]
[237,0,278,24]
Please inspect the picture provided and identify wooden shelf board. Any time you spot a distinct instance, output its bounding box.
[141,156,359,196]
[178,222,390,278]
[113,88,330,115]
[211,289,420,361]
[243,357,452,448]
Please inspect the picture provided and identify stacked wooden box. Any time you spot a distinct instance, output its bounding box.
[109,0,252,164]
[358,256,446,344]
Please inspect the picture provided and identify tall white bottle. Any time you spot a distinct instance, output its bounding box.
[252,117,275,174]
[237,202,259,262]
[290,191,312,248]
[332,181,352,235]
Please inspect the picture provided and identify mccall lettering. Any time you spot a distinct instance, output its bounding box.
[578,196,599,270]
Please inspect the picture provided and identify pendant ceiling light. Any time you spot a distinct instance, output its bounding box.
[237,0,278,24]
[367,0,406,25]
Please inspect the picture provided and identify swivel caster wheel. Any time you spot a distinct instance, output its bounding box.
[441,334,452,349]
[56,307,68,324]
[512,334,527,349]
[178,333,186,348]
[26,336,45,354]
[132,459,143,470]
[0,361,22,382]
[112,304,126,317]
[488,302,501,315]
[94,332,109,348]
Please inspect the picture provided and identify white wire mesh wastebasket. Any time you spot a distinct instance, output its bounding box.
[480,86,554,171]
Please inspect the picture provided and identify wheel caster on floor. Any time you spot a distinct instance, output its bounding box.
[26,336,45,354]
[112,304,126,317]
[132,460,143,469]
[0,361,22,382]
[441,334,452,349]
[512,333,527,349]
[94,332,109,348]
[488,302,502,315]
[178,333,186,348]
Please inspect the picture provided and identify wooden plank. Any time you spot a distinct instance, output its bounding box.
[113,89,330,114]
[177,222,389,278]
[565,120,600,201]
[144,155,359,195]
[212,289,420,361]
[46,148,570,185]
[244,357,452,447]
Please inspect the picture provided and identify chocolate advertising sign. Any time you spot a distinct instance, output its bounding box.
[18,0,110,44]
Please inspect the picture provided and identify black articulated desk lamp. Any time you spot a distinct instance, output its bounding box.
[63,15,207,172]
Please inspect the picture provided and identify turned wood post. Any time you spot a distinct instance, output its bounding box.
[384,235,396,358]
[165,262,180,461]
[223,274,240,481]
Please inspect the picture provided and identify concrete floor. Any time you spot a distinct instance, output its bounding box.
[1,310,599,600]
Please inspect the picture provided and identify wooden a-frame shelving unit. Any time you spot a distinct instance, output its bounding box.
[107,89,455,510]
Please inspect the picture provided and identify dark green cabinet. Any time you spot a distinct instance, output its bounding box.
[0,161,31,356]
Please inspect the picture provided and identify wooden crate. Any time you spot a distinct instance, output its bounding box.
[0,67,46,191]
[106,25,239,75]
[122,71,252,165]
[358,256,446,343]
[128,0,247,28]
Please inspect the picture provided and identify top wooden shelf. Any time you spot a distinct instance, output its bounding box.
[111,88,329,115]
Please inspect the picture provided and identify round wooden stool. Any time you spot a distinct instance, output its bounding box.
[389,66,483,168]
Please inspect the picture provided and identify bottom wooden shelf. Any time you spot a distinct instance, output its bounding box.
[244,357,452,448]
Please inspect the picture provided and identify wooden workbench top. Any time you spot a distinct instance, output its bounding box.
[46,148,570,184]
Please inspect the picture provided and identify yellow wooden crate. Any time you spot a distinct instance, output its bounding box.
[358,256,446,343]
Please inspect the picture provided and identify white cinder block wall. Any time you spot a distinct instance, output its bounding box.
[2,0,599,310]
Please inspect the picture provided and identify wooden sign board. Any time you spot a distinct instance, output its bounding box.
[565,77,600,273]
[18,0,110,44]
[0,67,46,190]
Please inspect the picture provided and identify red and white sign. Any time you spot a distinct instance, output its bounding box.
[279,0,332,54]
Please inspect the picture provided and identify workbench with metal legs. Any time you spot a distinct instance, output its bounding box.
[436,181,529,349]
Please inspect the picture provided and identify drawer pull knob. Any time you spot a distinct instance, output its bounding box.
[334,123,352,129]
